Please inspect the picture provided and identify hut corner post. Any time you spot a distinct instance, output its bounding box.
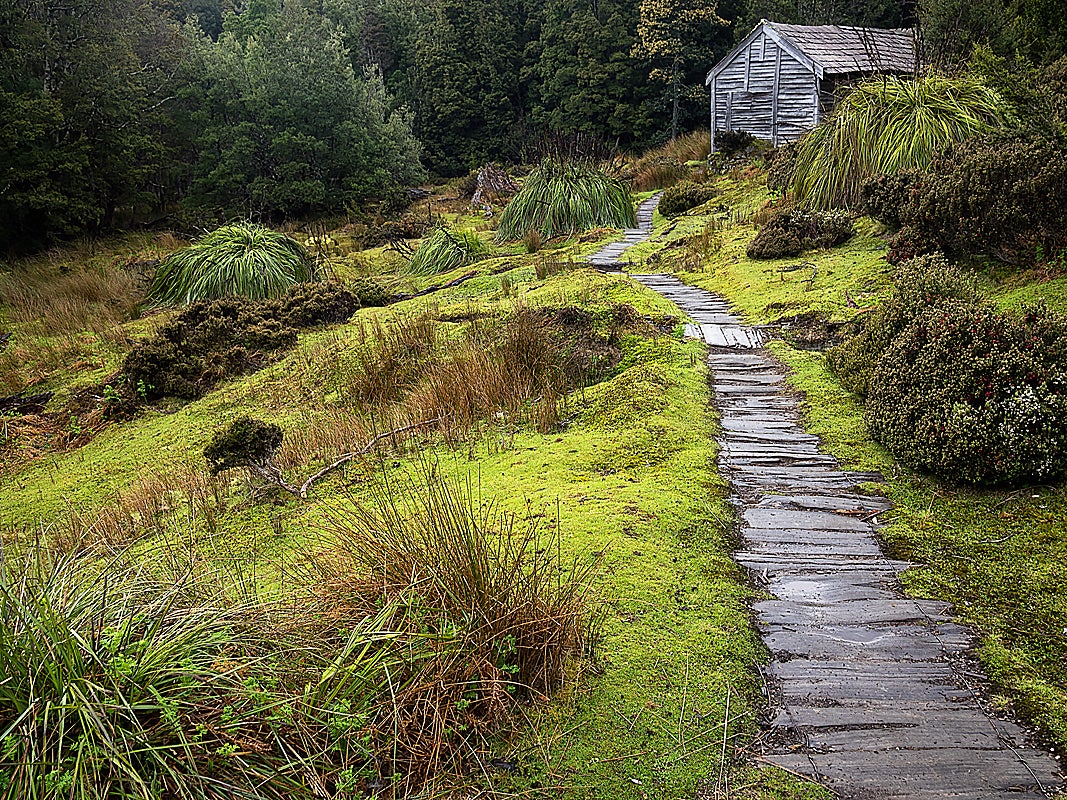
[710,76,717,154]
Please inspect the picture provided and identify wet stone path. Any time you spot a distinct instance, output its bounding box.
[586,192,662,270]
[631,274,1063,799]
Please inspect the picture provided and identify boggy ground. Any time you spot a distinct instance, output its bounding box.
[0,196,828,797]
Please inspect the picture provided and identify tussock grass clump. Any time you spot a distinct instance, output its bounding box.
[497,160,636,241]
[793,74,1015,209]
[0,549,243,800]
[150,223,319,306]
[318,470,592,788]
[407,227,489,276]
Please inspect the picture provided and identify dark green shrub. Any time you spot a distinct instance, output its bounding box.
[715,129,756,157]
[861,170,921,228]
[828,256,1067,485]
[350,276,390,307]
[868,131,1067,264]
[658,180,719,218]
[123,283,359,401]
[278,282,358,327]
[204,416,283,475]
[747,209,853,259]
[765,143,797,194]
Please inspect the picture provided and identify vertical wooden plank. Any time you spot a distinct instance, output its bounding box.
[726,91,733,131]
[710,76,717,153]
[744,45,752,92]
[770,44,782,146]
[813,73,821,126]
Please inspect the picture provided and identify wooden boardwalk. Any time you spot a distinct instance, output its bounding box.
[632,273,1063,799]
[586,193,661,270]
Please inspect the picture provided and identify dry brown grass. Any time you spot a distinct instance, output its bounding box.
[309,468,593,792]
[47,463,228,555]
[626,130,712,191]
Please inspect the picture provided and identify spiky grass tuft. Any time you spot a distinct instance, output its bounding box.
[150,223,318,306]
[497,160,636,241]
[407,227,490,276]
[792,74,1015,210]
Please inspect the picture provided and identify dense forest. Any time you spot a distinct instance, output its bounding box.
[2,0,1065,251]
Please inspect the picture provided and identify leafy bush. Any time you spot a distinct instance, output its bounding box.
[747,209,854,259]
[408,227,490,275]
[715,129,756,156]
[278,281,358,327]
[866,131,1067,264]
[150,223,319,306]
[658,180,719,218]
[497,159,636,240]
[828,256,1067,485]
[792,74,1015,210]
[861,169,921,228]
[204,416,283,475]
[350,276,390,307]
[124,283,359,401]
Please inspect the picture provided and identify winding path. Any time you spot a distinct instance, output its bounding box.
[631,274,1063,799]
[586,193,661,270]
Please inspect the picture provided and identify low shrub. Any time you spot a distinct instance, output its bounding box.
[765,143,797,194]
[277,281,358,327]
[871,131,1067,265]
[828,256,1067,485]
[349,276,390,307]
[861,169,921,228]
[123,282,359,401]
[658,180,719,218]
[746,208,854,259]
[204,416,283,475]
[715,129,756,156]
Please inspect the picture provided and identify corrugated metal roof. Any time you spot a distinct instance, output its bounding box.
[768,23,916,75]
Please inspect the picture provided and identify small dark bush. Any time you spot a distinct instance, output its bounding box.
[658,180,719,218]
[765,143,797,194]
[861,170,921,228]
[350,276,390,307]
[828,256,1067,485]
[715,129,756,157]
[865,131,1067,265]
[747,209,854,259]
[278,282,358,328]
[123,283,360,402]
[204,416,283,475]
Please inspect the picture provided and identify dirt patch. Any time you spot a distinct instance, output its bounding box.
[776,312,864,351]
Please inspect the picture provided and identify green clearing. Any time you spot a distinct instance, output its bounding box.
[0,196,828,797]
[626,173,1067,755]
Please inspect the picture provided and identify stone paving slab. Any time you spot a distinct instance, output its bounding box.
[628,273,1063,798]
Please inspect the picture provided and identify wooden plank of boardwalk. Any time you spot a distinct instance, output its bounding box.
[585,193,662,270]
[630,273,1063,799]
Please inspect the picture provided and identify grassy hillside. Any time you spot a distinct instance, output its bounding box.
[0,196,828,797]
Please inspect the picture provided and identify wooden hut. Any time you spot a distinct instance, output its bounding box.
[706,21,917,151]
